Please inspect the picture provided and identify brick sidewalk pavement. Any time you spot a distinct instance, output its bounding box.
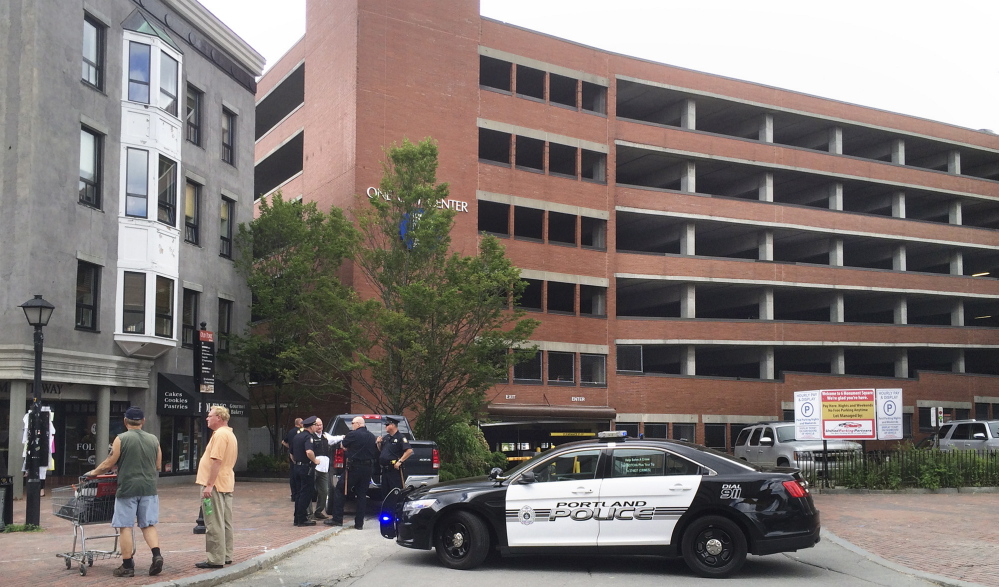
[813,491,999,587]
[2,479,996,587]
[0,478,347,587]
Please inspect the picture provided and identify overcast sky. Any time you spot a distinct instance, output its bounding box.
[198,0,999,134]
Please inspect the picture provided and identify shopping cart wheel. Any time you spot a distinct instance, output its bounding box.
[88,555,94,566]
[64,558,72,569]
[80,564,87,576]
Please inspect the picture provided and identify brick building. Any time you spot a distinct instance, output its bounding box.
[254,0,999,453]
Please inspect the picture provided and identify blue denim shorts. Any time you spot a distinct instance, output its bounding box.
[111,495,159,528]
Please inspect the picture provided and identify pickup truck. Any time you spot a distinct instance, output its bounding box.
[326,414,440,498]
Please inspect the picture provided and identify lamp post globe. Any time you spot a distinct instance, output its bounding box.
[19,294,54,527]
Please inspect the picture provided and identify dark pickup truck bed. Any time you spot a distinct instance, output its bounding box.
[326,414,439,497]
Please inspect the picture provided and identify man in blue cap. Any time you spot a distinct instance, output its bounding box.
[86,406,163,578]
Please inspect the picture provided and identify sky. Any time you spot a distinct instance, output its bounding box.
[197,0,999,134]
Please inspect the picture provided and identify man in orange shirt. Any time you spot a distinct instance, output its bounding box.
[194,405,237,569]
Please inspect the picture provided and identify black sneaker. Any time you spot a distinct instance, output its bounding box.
[113,565,135,578]
[149,555,164,576]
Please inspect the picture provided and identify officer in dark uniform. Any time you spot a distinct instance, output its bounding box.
[290,416,320,526]
[282,418,304,501]
[326,416,379,529]
[377,417,413,499]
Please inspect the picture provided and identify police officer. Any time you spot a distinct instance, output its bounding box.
[281,417,304,501]
[377,417,413,499]
[326,416,378,529]
[290,416,320,526]
[308,418,330,520]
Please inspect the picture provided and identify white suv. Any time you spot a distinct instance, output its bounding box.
[936,420,999,452]
[734,422,862,471]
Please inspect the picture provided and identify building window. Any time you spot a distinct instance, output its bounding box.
[159,53,179,115]
[182,289,199,348]
[157,156,177,226]
[220,197,234,258]
[79,127,101,208]
[184,181,200,244]
[186,85,202,145]
[704,424,727,450]
[125,148,148,217]
[82,15,105,89]
[127,41,151,104]
[218,299,233,352]
[122,272,145,333]
[580,354,606,385]
[672,423,696,443]
[513,351,542,383]
[155,276,174,338]
[75,261,100,331]
[221,108,235,164]
[547,351,575,384]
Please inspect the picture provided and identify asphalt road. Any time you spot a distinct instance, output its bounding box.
[223,522,950,587]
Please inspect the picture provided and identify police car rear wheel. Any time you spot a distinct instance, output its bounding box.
[434,511,490,570]
[681,515,747,578]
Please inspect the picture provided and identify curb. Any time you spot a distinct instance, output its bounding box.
[144,523,353,587]
[816,486,999,495]
[821,529,988,587]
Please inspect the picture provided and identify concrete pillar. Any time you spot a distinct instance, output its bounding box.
[831,348,845,375]
[758,230,774,261]
[828,182,843,211]
[7,380,27,498]
[97,386,111,463]
[829,238,844,267]
[891,191,906,218]
[680,99,696,130]
[831,293,845,322]
[953,349,966,373]
[680,161,696,193]
[948,149,961,174]
[891,139,905,165]
[760,346,775,379]
[759,113,774,143]
[681,284,696,318]
[952,300,965,326]
[894,348,909,378]
[949,200,962,225]
[757,288,774,321]
[894,297,908,324]
[950,251,963,276]
[680,222,696,256]
[828,126,843,154]
[759,171,773,202]
[681,345,696,376]
[893,244,906,271]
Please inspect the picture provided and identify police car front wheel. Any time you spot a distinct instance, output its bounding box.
[681,515,747,578]
[434,511,490,570]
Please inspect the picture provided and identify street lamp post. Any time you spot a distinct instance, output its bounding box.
[20,294,55,527]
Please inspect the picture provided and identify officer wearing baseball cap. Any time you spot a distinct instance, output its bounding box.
[377,417,413,498]
[290,416,320,526]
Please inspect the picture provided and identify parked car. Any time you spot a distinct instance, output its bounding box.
[733,422,862,473]
[935,419,999,452]
[380,431,820,578]
[327,414,440,498]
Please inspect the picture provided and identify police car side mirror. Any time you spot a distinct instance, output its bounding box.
[488,467,504,480]
[517,471,536,484]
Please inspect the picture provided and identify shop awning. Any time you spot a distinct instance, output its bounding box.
[485,403,616,421]
[157,373,250,418]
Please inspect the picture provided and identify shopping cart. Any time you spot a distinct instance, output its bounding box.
[51,475,131,576]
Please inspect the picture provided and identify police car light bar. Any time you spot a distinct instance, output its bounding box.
[597,430,628,440]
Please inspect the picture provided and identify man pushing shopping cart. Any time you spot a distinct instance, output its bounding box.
[83,406,164,578]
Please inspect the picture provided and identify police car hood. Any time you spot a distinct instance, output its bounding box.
[411,475,497,497]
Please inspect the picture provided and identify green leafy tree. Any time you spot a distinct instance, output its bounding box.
[312,138,538,440]
[226,193,360,452]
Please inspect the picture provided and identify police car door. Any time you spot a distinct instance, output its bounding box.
[505,448,603,547]
[597,447,702,546]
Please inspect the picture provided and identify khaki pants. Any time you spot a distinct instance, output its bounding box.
[203,487,233,565]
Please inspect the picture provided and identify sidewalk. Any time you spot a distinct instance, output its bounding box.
[1,479,996,587]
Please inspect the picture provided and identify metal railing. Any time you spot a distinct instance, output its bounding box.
[798,448,999,490]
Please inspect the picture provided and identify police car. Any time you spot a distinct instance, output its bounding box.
[380,431,820,578]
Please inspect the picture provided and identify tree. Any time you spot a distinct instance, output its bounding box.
[226,193,360,453]
[312,138,538,440]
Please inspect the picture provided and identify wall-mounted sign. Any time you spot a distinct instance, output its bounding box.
[367,187,469,213]
[196,330,215,394]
